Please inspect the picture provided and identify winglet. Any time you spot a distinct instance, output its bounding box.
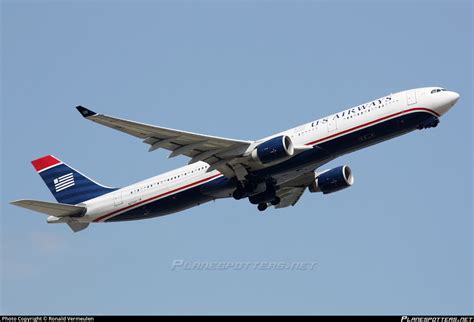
[76,106,97,118]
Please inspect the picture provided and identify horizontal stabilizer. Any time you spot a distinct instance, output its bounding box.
[10,199,86,217]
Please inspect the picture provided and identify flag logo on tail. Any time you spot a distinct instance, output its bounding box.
[54,173,75,192]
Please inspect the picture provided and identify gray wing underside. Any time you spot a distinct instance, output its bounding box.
[274,187,307,208]
[274,171,316,209]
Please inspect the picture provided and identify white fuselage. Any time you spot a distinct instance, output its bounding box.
[74,87,459,223]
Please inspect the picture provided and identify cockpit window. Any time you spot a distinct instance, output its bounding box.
[431,88,447,94]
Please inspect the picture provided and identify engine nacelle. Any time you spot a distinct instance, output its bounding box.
[251,135,294,164]
[309,165,354,194]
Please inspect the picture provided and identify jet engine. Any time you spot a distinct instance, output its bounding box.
[309,165,354,194]
[251,135,294,164]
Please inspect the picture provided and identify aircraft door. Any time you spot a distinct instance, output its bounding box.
[406,90,417,106]
[113,192,123,206]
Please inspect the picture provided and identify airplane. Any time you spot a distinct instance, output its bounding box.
[11,87,460,232]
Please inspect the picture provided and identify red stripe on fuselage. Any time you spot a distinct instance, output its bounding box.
[93,173,223,222]
[31,155,61,172]
[305,107,439,146]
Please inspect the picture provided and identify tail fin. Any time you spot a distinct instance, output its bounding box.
[31,155,117,204]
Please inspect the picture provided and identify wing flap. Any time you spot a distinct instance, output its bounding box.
[273,171,316,209]
[275,187,306,209]
[67,222,89,232]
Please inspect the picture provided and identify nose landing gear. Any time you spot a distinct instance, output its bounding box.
[418,116,440,130]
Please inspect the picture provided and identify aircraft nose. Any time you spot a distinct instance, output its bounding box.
[449,91,460,105]
[432,90,460,115]
[434,90,460,116]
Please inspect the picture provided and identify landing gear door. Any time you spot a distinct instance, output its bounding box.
[406,90,417,106]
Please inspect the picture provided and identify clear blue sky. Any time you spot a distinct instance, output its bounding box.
[1,0,472,315]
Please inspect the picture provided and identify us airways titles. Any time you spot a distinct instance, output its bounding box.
[310,96,393,127]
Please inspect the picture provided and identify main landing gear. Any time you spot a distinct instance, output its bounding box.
[233,179,281,213]
[232,181,262,200]
[257,197,281,212]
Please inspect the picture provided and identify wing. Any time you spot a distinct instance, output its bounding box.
[76,106,252,174]
[274,171,316,209]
